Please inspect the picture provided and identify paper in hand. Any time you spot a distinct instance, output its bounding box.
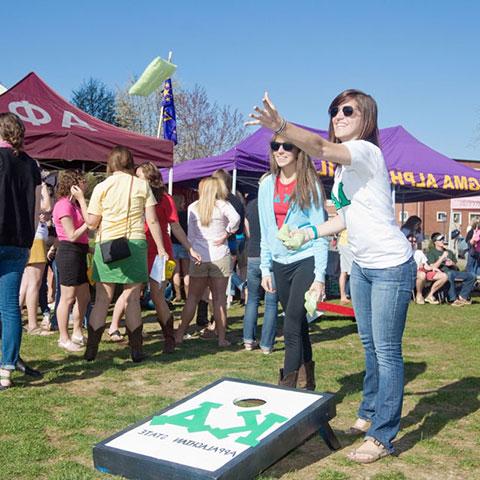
[150,255,166,283]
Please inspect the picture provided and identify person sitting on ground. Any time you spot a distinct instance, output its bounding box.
[407,235,448,305]
[426,232,476,307]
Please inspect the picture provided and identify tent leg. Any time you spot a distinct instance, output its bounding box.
[168,167,173,196]
[232,167,237,194]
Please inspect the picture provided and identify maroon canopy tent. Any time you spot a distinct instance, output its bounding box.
[0,72,173,169]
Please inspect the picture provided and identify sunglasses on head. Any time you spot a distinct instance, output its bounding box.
[329,105,354,118]
[270,141,296,152]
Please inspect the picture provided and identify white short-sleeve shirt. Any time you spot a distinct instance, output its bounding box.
[331,140,412,269]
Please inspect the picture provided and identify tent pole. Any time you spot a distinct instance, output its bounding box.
[232,167,237,194]
[401,193,405,224]
[391,184,396,205]
[168,167,173,195]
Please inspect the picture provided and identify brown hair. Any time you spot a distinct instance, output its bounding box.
[197,177,227,226]
[0,112,25,156]
[56,169,86,200]
[107,146,135,175]
[328,89,380,147]
[137,161,165,201]
[269,135,325,211]
[212,169,232,192]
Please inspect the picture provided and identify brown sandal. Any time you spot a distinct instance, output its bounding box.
[107,330,124,342]
[347,437,390,463]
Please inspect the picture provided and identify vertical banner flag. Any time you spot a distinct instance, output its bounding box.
[162,79,177,145]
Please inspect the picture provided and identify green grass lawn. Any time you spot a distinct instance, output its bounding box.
[1,299,479,480]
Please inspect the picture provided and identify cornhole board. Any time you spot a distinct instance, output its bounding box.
[93,377,340,479]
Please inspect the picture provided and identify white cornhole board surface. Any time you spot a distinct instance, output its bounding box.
[93,377,337,479]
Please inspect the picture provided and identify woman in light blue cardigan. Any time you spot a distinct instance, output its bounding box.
[258,135,328,389]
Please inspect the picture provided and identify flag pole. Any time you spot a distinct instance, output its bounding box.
[156,51,173,139]
[155,51,174,195]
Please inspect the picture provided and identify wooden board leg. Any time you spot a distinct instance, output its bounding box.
[318,422,341,451]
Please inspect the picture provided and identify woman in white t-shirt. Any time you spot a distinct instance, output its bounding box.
[248,90,417,463]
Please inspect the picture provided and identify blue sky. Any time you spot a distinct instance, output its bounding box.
[2,0,480,159]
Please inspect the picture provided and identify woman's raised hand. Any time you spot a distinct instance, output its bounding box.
[70,185,84,200]
[245,92,284,131]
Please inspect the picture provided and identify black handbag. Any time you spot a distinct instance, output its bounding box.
[100,237,131,264]
[100,176,133,264]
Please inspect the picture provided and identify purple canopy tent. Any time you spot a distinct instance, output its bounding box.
[162,125,480,202]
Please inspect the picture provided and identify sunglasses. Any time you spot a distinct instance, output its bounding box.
[329,105,354,118]
[270,141,296,152]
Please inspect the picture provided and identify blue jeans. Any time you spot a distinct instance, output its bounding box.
[229,271,245,296]
[350,257,416,453]
[0,245,29,369]
[243,257,278,350]
[446,269,476,301]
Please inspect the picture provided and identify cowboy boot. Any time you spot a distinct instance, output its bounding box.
[297,361,316,391]
[126,325,146,363]
[278,368,298,388]
[84,324,105,361]
[159,315,176,354]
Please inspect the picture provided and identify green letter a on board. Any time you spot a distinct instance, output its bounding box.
[150,402,222,433]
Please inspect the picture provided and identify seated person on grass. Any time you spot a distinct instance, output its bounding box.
[426,232,476,307]
[408,235,448,304]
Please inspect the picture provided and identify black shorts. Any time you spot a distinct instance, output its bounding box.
[56,241,89,286]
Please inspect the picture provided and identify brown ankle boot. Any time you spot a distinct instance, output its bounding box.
[159,315,176,354]
[297,361,316,391]
[278,368,298,388]
[84,325,105,361]
[126,325,146,363]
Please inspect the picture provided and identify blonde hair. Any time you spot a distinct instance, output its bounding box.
[197,177,227,226]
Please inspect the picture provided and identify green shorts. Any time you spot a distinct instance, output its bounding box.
[93,239,148,284]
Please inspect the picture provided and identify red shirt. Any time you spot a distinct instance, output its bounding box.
[273,177,297,228]
[145,193,178,270]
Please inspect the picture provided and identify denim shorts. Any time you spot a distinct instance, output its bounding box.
[173,243,189,260]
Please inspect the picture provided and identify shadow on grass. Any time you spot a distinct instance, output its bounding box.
[396,376,480,453]
[21,328,248,387]
[335,361,427,403]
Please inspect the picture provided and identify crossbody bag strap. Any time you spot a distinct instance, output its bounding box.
[124,175,134,239]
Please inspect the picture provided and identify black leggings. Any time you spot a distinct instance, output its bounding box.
[272,256,315,375]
